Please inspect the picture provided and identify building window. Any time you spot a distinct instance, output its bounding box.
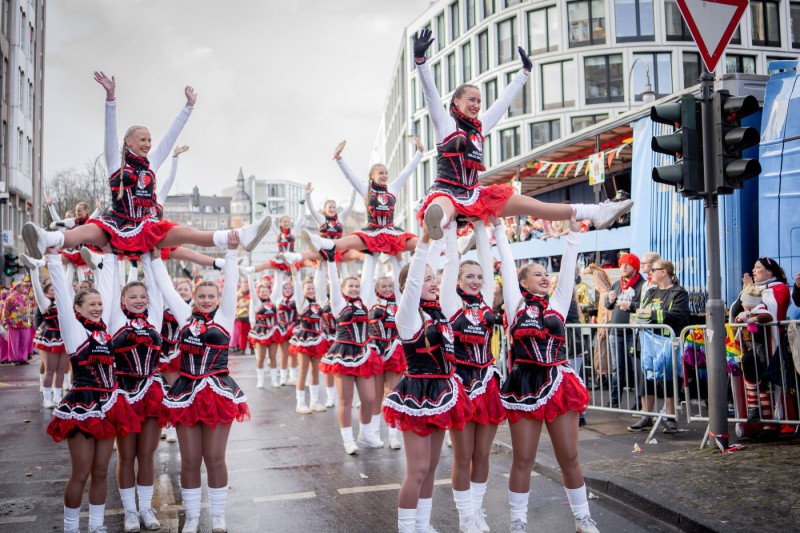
[504,0,524,6]
[483,0,495,19]
[413,118,422,138]
[682,52,701,88]
[436,12,446,50]
[571,114,608,133]
[541,60,576,110]
[726,54,757,74]
[478,30,490,72]
[632,52,672,100]
[584,55,624,104]
[450,1,461,41]
[506,71,529,116]
[751,0,781,47]
[664,0,691,41]
[530,119,561,149]
[497,16,516,64]
[485,78,498,107]
[433,62,443,91]
[528,6,559,55]
[461,42,472,82]
[16,128,22,169]
[614,0,654,42]
[568,0,606,47]
[792,2,800,48]
[500,127,520,160]
[466,0,476,29]
[447,52,457,92]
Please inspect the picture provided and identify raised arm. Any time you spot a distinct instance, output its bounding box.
[360,254,378,308]
[493,221,523,314]
[47,203,62,223]
[291,267,307,312]
[157,153,180,199]
[29,264,50,314]
[247,275,259,325]
[149,87,196,172]
[335,157,368,198]
[314,266,328,308]
[152,257,192,329]
[396,241,430,340]
[480,48,531,133]
[97,254,124,334]
[339,189,357,221]
[47,253,87,353]
[292,206,306,231]
[416,61,453,142]
[388,147,424,197]
[141,255,163,331]
[271,271,283,305]
[214,248,239,333]
[104,99,120,175]
[304,185,325,226]
[440,224,461,319]
[327,260,346,316]
[549,229,581,318]
[473,221,495,306]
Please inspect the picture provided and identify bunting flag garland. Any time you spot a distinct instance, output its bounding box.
[529,140,632,180]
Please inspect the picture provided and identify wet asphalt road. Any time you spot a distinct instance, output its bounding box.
[0,354,675,533]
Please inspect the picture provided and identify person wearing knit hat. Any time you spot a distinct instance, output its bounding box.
[603,252,645,411]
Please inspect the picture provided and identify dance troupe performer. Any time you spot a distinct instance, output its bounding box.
[288,265,328,413]
[96,253,165,532]
[441,221,504,533]
[411,28,632,240]
[22,255,67,408]
[275,278,299,386]
[22,72,271,263]
[320,260,384,454]
[301,136,424,267]
[383,232,474,533]
[45,251,140,533]
[247,274,281,388]
[494,216,597,533]
[153,232,249,533]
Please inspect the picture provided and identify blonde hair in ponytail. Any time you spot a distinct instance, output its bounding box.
[118,125,147,200]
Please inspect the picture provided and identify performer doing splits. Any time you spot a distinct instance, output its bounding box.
[383,234,474,533]
[494,216,597,533]
[153,233,249,533]
[45,251,140,533]
[411,28,632,240]
[302,137,424,264]
[22,72,271,261]
[441,221,504,533]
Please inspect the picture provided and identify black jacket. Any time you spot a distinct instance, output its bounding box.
[639,284,690,336]
[604,275,646,326]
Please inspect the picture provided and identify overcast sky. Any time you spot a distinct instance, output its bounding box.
[44,0,431,204]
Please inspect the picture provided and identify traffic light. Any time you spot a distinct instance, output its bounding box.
[650,94,704,199]
[713,90,762,194]
[3,253,19,277]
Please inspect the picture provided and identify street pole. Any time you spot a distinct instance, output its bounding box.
[699,67,729,451]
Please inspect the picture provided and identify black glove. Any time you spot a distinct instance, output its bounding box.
[414,28,434,63]
[518,46,532,72]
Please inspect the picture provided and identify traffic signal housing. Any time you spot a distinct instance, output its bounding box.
[650,94,704,199]
[713,91,762,194]
[3,253,19,278]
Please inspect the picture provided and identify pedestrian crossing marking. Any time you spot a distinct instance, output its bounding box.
[252,491,316,503]
[338,479,450,494]
[0,516,37,524]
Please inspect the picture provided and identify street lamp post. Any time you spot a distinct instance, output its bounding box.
[628,57,642,110]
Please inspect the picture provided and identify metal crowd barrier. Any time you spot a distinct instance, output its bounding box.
[679,320,800,447]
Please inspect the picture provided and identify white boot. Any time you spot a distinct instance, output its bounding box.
[573,199,634,230]
[22,222,64,259]
[277,251,303,265]
[357,421,384,448]
[19,253,45,271]
[300,229,334,255]
[270,368,280,388]
[237,216,272,252]
[423,203,447,241]
[256,368,265,389]
[80,247,104,270]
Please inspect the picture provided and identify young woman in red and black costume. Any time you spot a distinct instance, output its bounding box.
[45,251,141,533]
[411,28,632,242]
[383,233,474,533]
[158,279,191,444]
[301,137,424,269]
[22,72,271,263]
[494,216,597,533]
[364,275,405,450]
[275,277,299,386]
[440,221,504,533]
[320,261,384,454]
[288,265,328,413]
[152,232,249,533]
[100,254,165,532]
[247,274,282,389]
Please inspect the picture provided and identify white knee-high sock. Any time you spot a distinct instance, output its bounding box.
[415,497,433,531]
[181,487,202,519]
[208,486,227,517]
[310,384,320,404]
[270,368,278,382]
[42,386,51,401]
[572,204,598,220]
[398,507,416,533]
[326,386,337,401]
[453,489,472,522]
[64,505,80,531]
[256,368,265,381]
[340,426,355,443]
[87,504,105,529]
[296,389,306,405]
[470,481,488,513]
[212,230,229,248]
[119,486,136,512]
[136,484,154,511]
[565,485,591,519]
[509,490,529,523]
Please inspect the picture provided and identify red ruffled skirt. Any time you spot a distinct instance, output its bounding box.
[47,390,141,443]
[87,216,178,254]
[372,339,407,375]
[163,385,250,429]
[129,380,166,425]
[59,249,86,267]
[160,246,177,261]
[158,355,180,374]
[504,368,590,424]
[470,376,506,426]
[383,377,475,437]
[289,339,328,358]
[352,228,415,256]
[321,344,383,378]
[417,184,515,225]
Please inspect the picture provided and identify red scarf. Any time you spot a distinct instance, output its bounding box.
[620,271,641,291]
